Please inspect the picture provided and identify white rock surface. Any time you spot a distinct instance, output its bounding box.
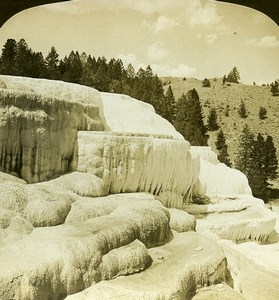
[66,231,228,300]
[0,76,105,183]
[193,283,245,300]
[0,193,172,300]
[185,195,276,242]
[168,208,196,232]
[48,171,108,197]
[191,147,252,195]
[220,239,279,300]
[77,132,201,208]
[101,92,183,139]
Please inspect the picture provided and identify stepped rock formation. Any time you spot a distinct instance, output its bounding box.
[77,132,200,208]
[0,76,278,299]
[0,76,105,183]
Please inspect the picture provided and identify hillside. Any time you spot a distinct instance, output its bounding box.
[162,77,279,168]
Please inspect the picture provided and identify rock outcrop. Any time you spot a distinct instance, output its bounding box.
[66,232,228,300]
[185,195,276,242]
[0,76,105,183]
[77,132,200,208]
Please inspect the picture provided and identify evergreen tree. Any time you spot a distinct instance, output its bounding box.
[250,133,268,199]
[79,56,96,87]
[227,67,240,83]
[45,46,60,79]
[222,75,226,85]
[161,85,176,124]
[270,81,279,96]
[215,129,231,167]
[62,51,83,84]
[30,51,46,78]
[122,63,135,95]
[15,39,34,76]
[259,106,267,119]
[235,126,278,201]
[202,78,211,87]
[207,108,219,131]
[238,100,248,118]
[174,89,207,146]
[0,38,17,74]
[264,135,278,181]
[224,105,230,117]
[150,74,164,114]
[133,66,153,103]
[235,124,255,177]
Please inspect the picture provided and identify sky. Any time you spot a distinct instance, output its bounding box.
[0,0,278,84]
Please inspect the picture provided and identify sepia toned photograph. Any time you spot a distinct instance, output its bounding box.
[0,0,278,299]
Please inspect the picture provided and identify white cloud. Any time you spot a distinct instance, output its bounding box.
[151,64,196,77]
[188,0,223,27]
[248,36,279,48]
[144,15,179,33]
[117,53,145,70]
[147,44,168,61]
[117,53,196,77]
[205,33,218,43]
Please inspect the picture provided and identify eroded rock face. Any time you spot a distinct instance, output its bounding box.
[77,132,201,208]
[0,77,105,183]
[185,195,276,242]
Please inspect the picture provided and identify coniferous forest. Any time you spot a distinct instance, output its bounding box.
[0,38,176,124]
[0,38,207,146]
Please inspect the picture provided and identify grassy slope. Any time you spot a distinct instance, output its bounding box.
[161,77,279,167]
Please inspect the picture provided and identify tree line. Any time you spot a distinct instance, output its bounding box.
[0,38,207,144]
[0,38,176,124]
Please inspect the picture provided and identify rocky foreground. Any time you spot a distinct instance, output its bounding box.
[0,76,278,299]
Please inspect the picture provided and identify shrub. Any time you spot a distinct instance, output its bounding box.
[202,78,211,87]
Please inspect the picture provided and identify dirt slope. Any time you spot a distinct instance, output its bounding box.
[162,77,279,167]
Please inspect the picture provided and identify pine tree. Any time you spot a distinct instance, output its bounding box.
[0,38,17,74]
[235,127,278,201]
[207,108,219,131]
[133,67,152,103]
[224,105,230,117]
[122,63,135,95]
[235,124,255,176]
[202,78,210,87]
[264,135,278,181]
[227,66,240,83]
[79,56,95,87]
[62,51,83,84]
[259,106,267,119]
[238,100,248,118]
[215,129,231,167]
[174,89,207,146]
[15,39,34,76]
[270,81,279,96]
[222,75,226,85]
[250,133,268,199]
[150,74,164,114]
[30,51,46,78]
[45,46,60,79]
[159,85,176,124]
